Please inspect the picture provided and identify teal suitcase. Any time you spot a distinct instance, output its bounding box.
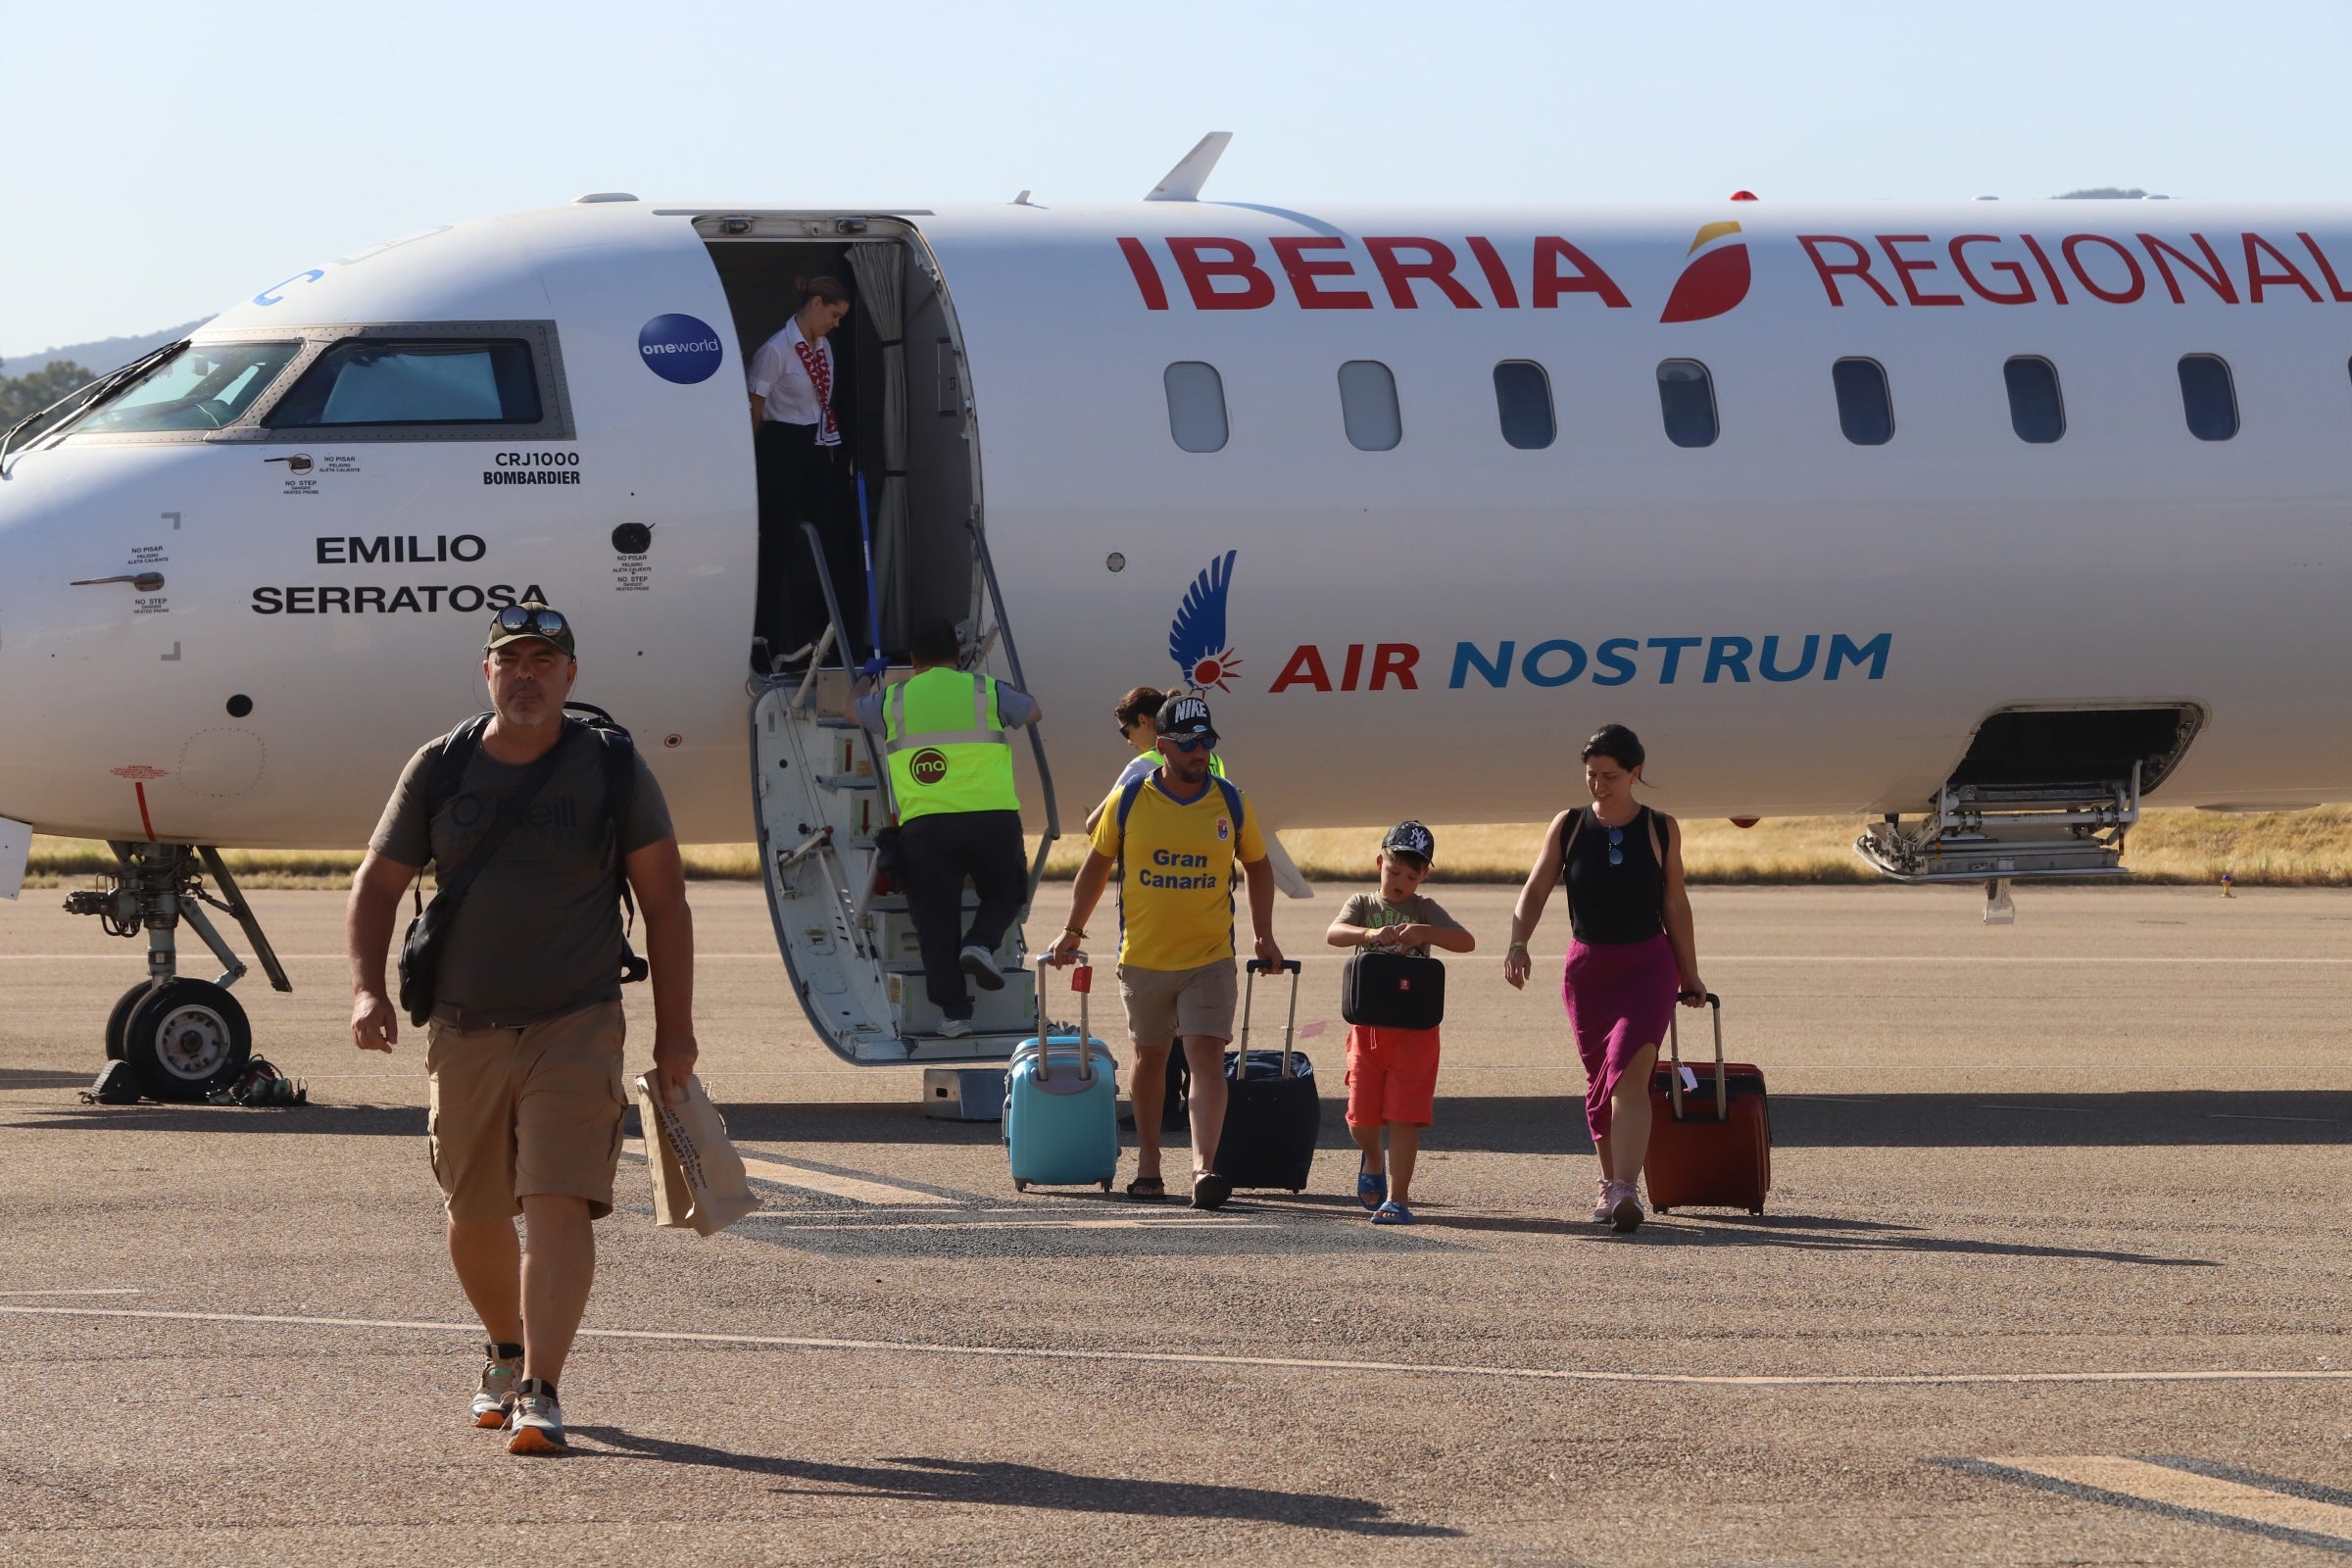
[1005,958,1119,1192]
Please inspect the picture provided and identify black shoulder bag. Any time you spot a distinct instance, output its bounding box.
[397,724,576,1027]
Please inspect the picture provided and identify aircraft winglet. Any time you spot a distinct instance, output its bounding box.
[1143,132,1233,202]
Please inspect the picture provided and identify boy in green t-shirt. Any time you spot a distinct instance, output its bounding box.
[1324,821,1475,1224]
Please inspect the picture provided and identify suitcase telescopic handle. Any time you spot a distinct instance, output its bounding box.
[1665,991,1727,1121]
[1240,958,1305,1077]
[1032,956,1096,1085]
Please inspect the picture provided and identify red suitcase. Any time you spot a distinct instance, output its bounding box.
[1643,993,1771,1215]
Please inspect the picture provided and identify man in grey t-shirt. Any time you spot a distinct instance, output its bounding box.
[346,600,698,1457]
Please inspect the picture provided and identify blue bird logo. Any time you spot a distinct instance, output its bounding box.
[1168,550,1242,694]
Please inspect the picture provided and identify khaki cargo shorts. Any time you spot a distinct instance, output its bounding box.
[425,1000,627,1223]
[1117,959,1238,1047]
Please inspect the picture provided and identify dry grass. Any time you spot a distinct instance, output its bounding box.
[24,807,2352,892]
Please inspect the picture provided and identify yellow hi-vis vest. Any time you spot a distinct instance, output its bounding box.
[884,667,1019,821]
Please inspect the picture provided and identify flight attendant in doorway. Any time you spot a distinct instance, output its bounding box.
[749,275,862,667]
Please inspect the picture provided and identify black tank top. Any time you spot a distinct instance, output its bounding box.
[1562,806,1668,946]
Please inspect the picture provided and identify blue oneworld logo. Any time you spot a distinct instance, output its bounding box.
[637,314,724,384]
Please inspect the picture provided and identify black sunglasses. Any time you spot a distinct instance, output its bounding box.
[1163,735,1216,754]
[1607,825,1624,866]
[495,605,567,639]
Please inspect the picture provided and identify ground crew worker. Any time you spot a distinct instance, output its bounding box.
[1049,695,1283,1209]
[346,601,698,1455]
[846,617,1044,1038]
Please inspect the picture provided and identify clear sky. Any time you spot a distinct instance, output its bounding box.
[7,0,2349,357]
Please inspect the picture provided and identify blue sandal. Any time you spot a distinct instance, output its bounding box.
[1371,1200,1416,1226]
[1356,1162,1388,1211]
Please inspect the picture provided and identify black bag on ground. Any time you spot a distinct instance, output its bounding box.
[1340,950,1446,1030]
[1210,959,1321,1193]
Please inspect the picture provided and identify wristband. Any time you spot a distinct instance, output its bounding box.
[1507,941,1528,954]
[1063,926,1087,940]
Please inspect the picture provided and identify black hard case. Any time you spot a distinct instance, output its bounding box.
[1340,949,1446,1030]
[1209,959,1321,1193]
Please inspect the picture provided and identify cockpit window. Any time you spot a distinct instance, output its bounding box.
[265,339,541,427]
[57,342,301,435]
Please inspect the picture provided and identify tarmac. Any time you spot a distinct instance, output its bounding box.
[2,879,2348,1566]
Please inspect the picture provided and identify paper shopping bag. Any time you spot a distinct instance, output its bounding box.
[633,1072,759,1236]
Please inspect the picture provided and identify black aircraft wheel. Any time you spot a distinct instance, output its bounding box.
[121,978,251,1102]
[104,982,150,1062]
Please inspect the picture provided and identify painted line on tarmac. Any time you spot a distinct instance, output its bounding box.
[622,1140,957,1207]
[0,1288,143,1298]
[10,1303,2352,1391]
[737,1216,1258,1231]
[1947,1455,2352,1555]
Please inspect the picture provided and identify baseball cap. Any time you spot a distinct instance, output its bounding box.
[484,601,575,657]
[1155,694,1218,743]
[1382,820,1436,862]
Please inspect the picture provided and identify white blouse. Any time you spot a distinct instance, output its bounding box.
[748,319,838,437]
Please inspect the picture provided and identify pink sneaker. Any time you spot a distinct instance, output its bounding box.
[1591,1180,1615,1224]
[1608,1182,1645,1234]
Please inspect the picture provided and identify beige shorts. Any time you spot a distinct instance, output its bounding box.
[425,1000,627,1224]
[1117,959,1238,1047]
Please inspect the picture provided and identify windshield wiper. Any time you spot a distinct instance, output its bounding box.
[0,338,190,479]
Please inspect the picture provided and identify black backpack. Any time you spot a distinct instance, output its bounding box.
[407,704,650,1022]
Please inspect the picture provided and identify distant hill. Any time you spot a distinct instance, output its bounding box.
[0,318,212,378]
[2054,187,2157,200]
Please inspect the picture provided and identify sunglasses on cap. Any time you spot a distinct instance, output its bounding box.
[1162,735,1216,754]
[495,605,567,640]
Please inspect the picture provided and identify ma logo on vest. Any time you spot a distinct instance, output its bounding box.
[909,748,951,786]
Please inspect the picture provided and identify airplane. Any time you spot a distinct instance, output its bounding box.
[2,134,2345,1098]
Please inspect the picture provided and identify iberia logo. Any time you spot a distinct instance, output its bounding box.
[1658,220,1751,323]
[1168,550,1241,694]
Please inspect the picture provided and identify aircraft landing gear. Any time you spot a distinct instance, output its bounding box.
[65,844,291,1102]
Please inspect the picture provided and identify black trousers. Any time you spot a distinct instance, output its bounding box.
[755,420,865,659]
[898,809,1029,1021]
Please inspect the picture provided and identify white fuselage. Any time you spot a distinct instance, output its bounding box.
[2,197,2348,851]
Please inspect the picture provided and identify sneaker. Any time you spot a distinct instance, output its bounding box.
[470,1344,521,1428]
[936,1016,975,1039]
[506,1377,567,1454]
[1609,1184,1645,1235]
[1591,1180,1615,1224]
[958,946,1005,991]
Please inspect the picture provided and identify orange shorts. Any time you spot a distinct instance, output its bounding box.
[1344,1024,1441,1129]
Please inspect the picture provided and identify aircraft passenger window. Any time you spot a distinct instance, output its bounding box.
[267,340,542,427]
[1162,362,1228,453]
[1655,359,1718,449]
[55,341,301,436]
[1832,358,1893,446]
[2177,354,2238,442]
[1338,360,1402,451]
[2003,356,2066,444]
[1492,361,1555,450]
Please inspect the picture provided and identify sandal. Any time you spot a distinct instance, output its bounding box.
[1190,1173,1234,1211]
[1356,1161,1388,1212]
[1125,1175,1168,1201]
[1370,1200,1417,1226]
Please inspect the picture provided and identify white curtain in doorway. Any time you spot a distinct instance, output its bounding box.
[848,245,909,646]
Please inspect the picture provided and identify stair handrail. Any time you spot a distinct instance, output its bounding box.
[966,516,1061,903]
[798,523,898,822]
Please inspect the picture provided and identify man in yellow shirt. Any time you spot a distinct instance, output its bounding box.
[1048,696,1282,1209]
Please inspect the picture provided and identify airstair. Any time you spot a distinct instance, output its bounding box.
[1854,706,2203,885]
[750,523,1060,1065]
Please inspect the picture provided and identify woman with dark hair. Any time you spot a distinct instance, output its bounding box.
[748,274,861,664]
[1502,723,1706,1233]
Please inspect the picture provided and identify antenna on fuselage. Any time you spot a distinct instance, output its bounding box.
[1143,132,1233,202]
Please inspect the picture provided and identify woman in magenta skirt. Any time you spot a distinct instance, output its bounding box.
[1503,725,1706,1233]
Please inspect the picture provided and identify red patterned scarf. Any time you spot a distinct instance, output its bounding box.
[793,331,842,447]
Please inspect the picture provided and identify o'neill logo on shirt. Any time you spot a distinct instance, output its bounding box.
[1169,550,1241,694]
[909,748,950,786]
[636,314,724,384]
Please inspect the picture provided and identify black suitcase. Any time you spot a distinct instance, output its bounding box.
[1340,949,1446,1030]
[1209,958,1321,1193]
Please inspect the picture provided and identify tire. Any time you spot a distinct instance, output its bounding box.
[1098,1180,1111,1192]
[1012,1179,1029,1193]
[104,983,149,1062]
[121,979,251,1102]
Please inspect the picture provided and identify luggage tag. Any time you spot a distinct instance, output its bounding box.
[1678,1064,1698,1093]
